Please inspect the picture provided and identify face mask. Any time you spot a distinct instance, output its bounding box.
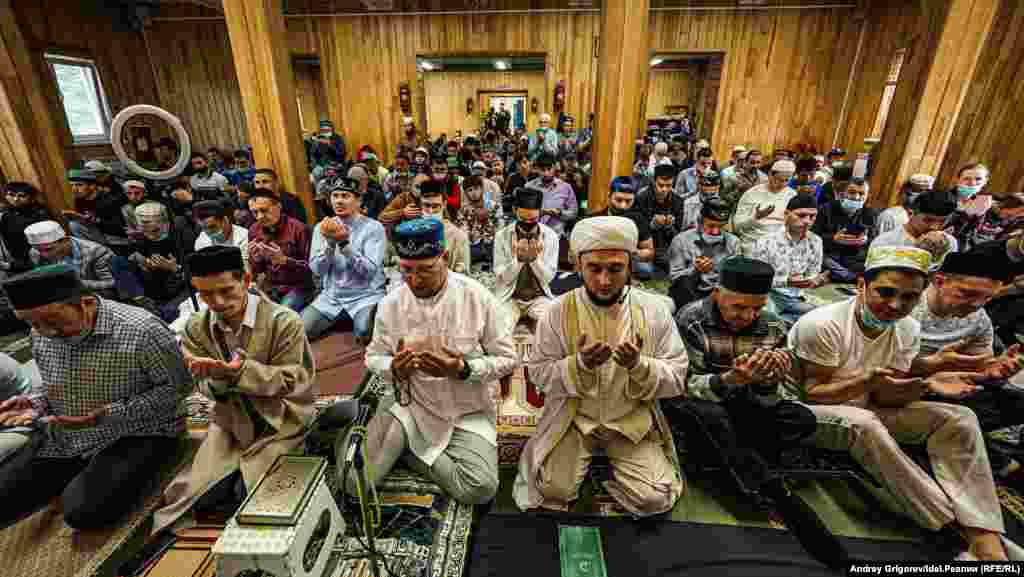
[208,229,226,244]
[958,184,981,200]
[542,175,554,185]
[841,198,865,214]
[702,231,723,244]
[424,213,443,222]
[861,302,897,331]
[609,206,626,216]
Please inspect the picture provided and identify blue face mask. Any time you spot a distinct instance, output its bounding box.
[861,302,897,331]
[702,231,723,244]
[840,198,865,214]
[208,229,226,244]
[958,184,981,200]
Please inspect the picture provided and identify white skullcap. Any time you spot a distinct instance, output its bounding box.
[910,174,935,188]
[657,157,674,166]
[865,246,931,274]
[571,216,638,257]
[732,145,747,153]
[402,116,414,126]
[540,113,552,122]
[472,160,487,170]
[654,142,668,154]
[84,160,110,173]
[123,180,146,190]
[814,154,825,163]
[24,220,65,245]
[696,139,710,150]
[135,202,167,222]
[771,159,797,174]
[348,165,368,180]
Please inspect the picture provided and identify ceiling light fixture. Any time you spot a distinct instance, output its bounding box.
[494,60,509,70]
[649,57,664,67]
[419,61,434,71]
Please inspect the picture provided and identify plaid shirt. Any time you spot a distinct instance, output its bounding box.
[30,299,192,458]
[454,203,499,245]
[673,296,790,402]
[31,238,116,293]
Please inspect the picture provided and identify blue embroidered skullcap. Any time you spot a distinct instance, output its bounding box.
[610,176,635,194]
[393,218,446,260]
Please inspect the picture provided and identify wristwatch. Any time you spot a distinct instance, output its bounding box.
[457,358,472,381]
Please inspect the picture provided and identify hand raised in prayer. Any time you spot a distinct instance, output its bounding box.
[612,333,644,370]
[265,243,288,266]
[417,347,466,380]
[809,271,830,288]
[868,368,926,407]
[788,274,814,289]
[171,188,193,203]
[695,256,714,274]
[0,395,37,427]
[926,372,980,400]
[391,339,418,381]
[402,204,422,220]
[724,349,770,387]
[516,238,539,262]
[183,350,244,382]
[577,334,613,371]
[754,205,775,220]
[151,255,179,273]
[927,339,992,374]
[978,344,1024,381]
[46,406,108,430]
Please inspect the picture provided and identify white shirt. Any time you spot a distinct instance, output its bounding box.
[876,207,910,236]
[195,224,250,272]
[732,183,797,252]
[788,297,920,407]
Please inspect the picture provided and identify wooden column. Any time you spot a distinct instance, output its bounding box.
[222,0,312,220]
[887,0,999,200]
[590,0,650,215]
[0,0,68,211]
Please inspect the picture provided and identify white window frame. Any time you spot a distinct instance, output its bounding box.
[44,53,114,146]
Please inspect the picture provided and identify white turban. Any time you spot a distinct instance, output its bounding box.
[123,180,145,190]
[570,216,638,257]
[540,113,552,123]
[654,142,668,154]
[771,159,796,174]
[910,174,935,188]
[24,220,65,245]
[135,202,167,223]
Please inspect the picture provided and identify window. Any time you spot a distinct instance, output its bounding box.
[870,48,907,139]
[45,54,113,145]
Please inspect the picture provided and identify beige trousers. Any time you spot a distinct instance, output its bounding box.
[503,298,552,328]
[808,401,1004,533]
[537,423,682,517]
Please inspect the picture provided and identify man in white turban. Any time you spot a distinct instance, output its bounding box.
[514,216,688,516]
[733,159,797,254]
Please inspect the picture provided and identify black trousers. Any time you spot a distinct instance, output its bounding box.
[0,435,179,530]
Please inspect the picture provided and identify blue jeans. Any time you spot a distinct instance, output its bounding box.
[278,288,309,313]
[770,290,817,326]
[301,305,374,340]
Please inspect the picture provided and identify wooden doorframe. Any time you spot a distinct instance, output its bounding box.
[647,50,726,144]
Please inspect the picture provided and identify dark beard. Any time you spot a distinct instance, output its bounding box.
[585,286,625,307]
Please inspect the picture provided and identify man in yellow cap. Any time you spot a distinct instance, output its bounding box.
[514,216,688,517]
[787,245,1009,560]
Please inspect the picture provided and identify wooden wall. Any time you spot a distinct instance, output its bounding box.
[645,69,695,119]
[306,12,600,162]
[937,0,1024,193]
[650,9,862,157]
[422,70,546,137]
[294,63,327,135]
[144,20,250,154]
[12,0,160,165]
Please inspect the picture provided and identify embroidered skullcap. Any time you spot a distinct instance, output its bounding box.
[393,218,446,260]
[701,198,731,221]
[610,176,636,194]
[123,180,146,190]
[188,245,244,277]
[720,257,774,295]
[571,216,638,256]
[328,176,361,195]
[135,202,167,223]
[654,164,676,180]
[786,193,818,211]
[910,174,935,188]
[67,169,96,183]
[515,187,543,210]
[700,171,721,186]
[771,159,796,174]
[2,263,81,310]
[84,160,110,173]
[24,220,66,246]
[865,246,931,275]
[828,148,846,158]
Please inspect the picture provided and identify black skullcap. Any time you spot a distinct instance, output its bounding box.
[941,242,1018,282]
[701,197,731,221]
[701,171,721,186]
[720,257,774,295]
[515,187,543,210]
[418,178,445,197]
[911,190,957,217]
[193,199,231,220]
[187,245,245,277]
[654,164,676,180]
[832,164,853,181]
[534,154,555,168]
[795,156,818,174]
[2,263,81,310]
[247,188,280,203]
[786,193,818,211]
[327,176,361,195]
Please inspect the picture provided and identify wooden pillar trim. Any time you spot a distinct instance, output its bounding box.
[590,0,651,215]
[222,0,312,221]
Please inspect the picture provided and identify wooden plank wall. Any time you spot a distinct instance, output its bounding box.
[12,0,160,164]
[649,9,862,157]
[645,69,694,119]
[307,12,600,162]
[422,70,546,137]
[145,20,250,154]
[294,63,327,135]
[937,0,1024,193]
